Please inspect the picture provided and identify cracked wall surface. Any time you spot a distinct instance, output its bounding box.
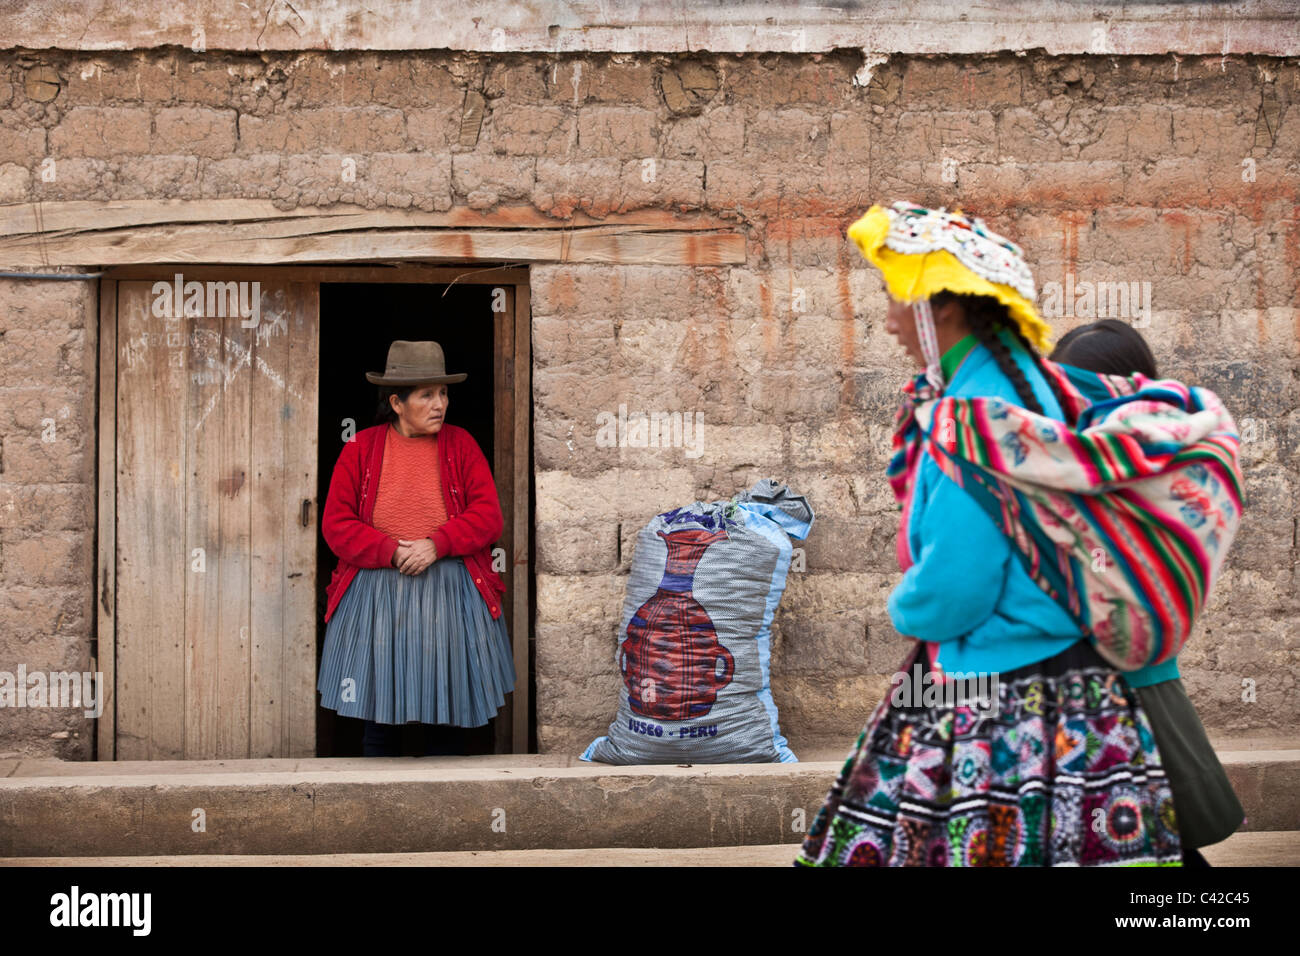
[0,48,1297,757]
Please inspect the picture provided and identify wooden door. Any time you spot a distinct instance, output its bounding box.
[492,283,531,753]
[105,277,319,759]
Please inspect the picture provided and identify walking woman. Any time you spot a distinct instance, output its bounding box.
[1050,320,1245,866]
[796,203,1243,866]
[318,340,514,756]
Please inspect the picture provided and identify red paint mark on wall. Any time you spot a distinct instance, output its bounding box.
[758,273,776,361]
[1283,205,1300,349]
[1158,209,1198,274]
[837,246,856,410]
[1059,210,1086,285]
[764,217,846,243]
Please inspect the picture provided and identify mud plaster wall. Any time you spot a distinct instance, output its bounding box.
[0,49,1297,758]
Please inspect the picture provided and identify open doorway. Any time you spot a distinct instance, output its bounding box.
[316,281,500,757]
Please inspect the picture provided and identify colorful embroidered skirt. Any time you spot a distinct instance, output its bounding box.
[317,556,515,728]
[795,641,1182,867]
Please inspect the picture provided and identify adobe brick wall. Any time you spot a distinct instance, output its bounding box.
[0,49,1296,758]
[0,278,98,758]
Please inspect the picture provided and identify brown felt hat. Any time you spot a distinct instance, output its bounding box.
[366,340,468,386]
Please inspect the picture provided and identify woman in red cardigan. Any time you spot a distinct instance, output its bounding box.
[317,340,514,756]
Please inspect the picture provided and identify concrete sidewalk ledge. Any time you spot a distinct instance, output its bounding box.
[0,753,600,778]
[4,830,1298,867]
[1,751,1296,858]
[0,760,836,857]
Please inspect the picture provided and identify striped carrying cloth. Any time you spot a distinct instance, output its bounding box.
[886,357,1244,671]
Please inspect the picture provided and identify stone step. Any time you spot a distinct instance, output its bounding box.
[3,831,1297,867]
[2,748,1296,858]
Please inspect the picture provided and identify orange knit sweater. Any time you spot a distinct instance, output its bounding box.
[370,425,449,542]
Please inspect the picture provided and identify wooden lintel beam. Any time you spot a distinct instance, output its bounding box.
[0,224,747,268]
[0,199,739,239]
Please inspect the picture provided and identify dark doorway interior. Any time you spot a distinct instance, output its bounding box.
[316,282,498,757]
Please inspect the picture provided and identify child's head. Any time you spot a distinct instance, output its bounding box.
[1048,319,1158,378]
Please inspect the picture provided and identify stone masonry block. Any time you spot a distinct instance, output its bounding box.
[154,107,237,158]
[575,107,658,158]
[0,531,91,588]
[48,107,151,157]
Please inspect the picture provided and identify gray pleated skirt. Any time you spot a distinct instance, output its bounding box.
[317,557,515,727]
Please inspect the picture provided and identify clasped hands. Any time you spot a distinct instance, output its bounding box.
[392,538,437,575]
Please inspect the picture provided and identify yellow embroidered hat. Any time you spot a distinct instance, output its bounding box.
[848,201,1053,352]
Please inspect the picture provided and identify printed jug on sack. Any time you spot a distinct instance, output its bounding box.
[621,528,734,721]
[582,479,815,765]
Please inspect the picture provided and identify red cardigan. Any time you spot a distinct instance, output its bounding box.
[321,422,506,622]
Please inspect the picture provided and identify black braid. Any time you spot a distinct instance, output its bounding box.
[932,292,1044,416]
[1003,321,1076,422]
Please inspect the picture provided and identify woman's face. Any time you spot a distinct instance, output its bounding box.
[883,286,925,366]
[391,384,449,436]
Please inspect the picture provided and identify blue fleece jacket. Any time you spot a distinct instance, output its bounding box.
[888,327,1083,675]
[888,328,1181,686]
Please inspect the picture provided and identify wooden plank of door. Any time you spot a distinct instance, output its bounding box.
[183,287,224,757]
[115,281,187,759]
[512,283,531,753]
[492,285,515,754]
[215,308,253,757]
[246,281,318,756]
[282,283,320,757]
[183,277,319,759]
[249,284,289,757]
[95,280,117,760]
[112,275,317,759]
